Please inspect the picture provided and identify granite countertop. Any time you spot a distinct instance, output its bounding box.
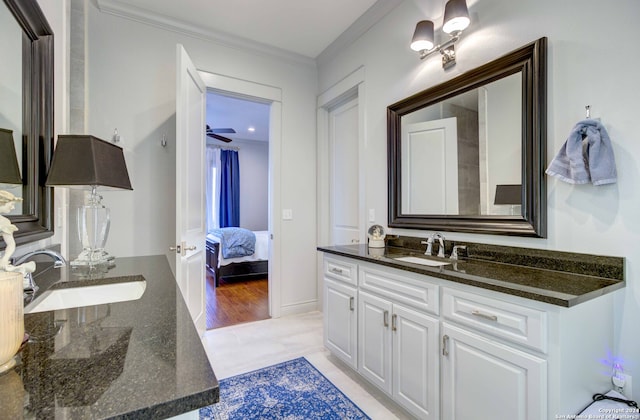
[1,255,218,419]
[318,242,625,307]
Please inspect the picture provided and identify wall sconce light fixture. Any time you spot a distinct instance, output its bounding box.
[411,0,470,68]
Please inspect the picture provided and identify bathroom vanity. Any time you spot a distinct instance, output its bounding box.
[0,255,218,419]
[318,241,624,420]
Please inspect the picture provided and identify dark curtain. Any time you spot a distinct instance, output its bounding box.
[219,149,240,227]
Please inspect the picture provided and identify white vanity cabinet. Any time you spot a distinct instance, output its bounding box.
[323,257,358,369]
[358,264,441,419]
[359,290,440,419]
[321,254,614,420]
[440,322,546,420]
[440,287,548,420]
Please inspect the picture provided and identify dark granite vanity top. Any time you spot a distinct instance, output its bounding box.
[318,239,624,307]
[1,255,218,419]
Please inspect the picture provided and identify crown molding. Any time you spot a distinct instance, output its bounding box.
[96,0,317,68]
[316,0,403,68]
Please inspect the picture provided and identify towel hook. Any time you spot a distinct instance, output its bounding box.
[585,105,591,119]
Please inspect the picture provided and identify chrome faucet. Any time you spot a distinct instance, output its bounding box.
[421,233,445,257]
[421,237,434,256]
[433,233,445,258]
[13,249,67,293]
[450,245,467,260]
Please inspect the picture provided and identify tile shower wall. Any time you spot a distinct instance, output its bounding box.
[444,102,480,215]
[68,0,87,260]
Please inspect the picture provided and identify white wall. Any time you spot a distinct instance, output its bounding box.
[485,73,521,214]
[318,0,640,402]
[237,140,269,231]
[80,4,318,312]
[209,139,269,231]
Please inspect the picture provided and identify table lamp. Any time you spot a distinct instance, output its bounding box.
[494,184,521,215]
[0,128,22,190]
[46,135,132,266]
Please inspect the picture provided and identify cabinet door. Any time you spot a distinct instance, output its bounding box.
[324,278,357,368]
[441,323,547,420]
[393,304,440,420]
[358,290,393,394]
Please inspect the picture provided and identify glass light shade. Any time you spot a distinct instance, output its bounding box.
[0,272,24,374]
[411,20,435,51]
[442,0,470,34]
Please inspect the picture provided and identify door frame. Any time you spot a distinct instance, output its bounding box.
[317,66,366,246]
[199,71,282,318]
[317,66,365,306]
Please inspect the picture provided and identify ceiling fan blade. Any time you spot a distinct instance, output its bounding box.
[208,133,233,143]
[210,128,236,134]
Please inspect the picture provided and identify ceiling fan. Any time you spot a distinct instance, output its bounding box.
[206,125,236,142]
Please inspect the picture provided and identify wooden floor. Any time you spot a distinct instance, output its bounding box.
[205,272,270,330]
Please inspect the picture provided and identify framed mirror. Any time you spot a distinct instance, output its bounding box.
[388,37,546,237]
[0,0,54,248]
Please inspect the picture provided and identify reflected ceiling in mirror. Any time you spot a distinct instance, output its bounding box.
[388,38,547,237]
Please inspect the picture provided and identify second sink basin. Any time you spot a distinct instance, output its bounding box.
[25,276,146,314]
[393,256,451,267]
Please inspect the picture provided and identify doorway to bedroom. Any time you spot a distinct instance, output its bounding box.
[204,91,271,329]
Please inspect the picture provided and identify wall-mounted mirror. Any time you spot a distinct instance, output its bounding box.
[388,37,546,237]
[0,0,54,248]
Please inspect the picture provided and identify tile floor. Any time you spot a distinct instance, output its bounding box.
[201,311,414,420]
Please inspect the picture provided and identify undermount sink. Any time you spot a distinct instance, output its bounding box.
[25,276,146,314]
[393,256,451,267]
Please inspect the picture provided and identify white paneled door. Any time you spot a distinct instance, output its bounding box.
[403,118,458,215]
[174,44,206,336]
[329,96,361,245]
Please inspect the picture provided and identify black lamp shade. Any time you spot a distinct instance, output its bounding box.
[494,184,521,205]
[0,128,22,185]
[46,135,133,190]
[443,0,470,34]
[411,20,435,52]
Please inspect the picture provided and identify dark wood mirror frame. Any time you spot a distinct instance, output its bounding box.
[388,37,547,237]
[0,0,54,249]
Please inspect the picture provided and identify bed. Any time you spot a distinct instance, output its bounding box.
[206,229,269,287]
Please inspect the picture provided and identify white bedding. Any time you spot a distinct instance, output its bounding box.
[207,230,269,267]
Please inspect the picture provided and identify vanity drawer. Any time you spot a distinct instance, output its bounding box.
[442,287,547,353]
[359,264,439,315]
[324,257,358,286]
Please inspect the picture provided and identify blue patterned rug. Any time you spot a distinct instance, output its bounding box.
[200,357,370,419]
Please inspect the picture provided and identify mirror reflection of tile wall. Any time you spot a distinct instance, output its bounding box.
[444,102,479,215]
[69,0,87,260]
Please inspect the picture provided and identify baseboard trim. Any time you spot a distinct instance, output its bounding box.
[279,300,319,317]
